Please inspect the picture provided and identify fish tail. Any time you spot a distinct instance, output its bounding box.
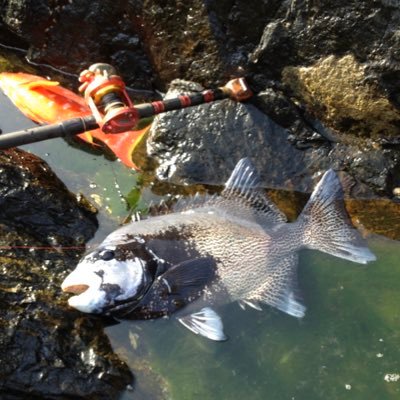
[298,169,376,264]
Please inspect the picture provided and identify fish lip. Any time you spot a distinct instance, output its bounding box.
[62,284,89,295]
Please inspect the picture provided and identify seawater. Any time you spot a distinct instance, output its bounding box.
[3,91,400,400]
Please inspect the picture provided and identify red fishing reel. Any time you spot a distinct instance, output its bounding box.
[78,63,253,135]
[78,63,139,133]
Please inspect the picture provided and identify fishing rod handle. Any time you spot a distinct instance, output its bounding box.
[0,116,98,149]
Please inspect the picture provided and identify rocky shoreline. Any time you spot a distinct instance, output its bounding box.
[0,1,400,398]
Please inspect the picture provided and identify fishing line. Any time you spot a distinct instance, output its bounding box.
[0,42,27,53]
[0,41,158,97]
[0,244,93,251]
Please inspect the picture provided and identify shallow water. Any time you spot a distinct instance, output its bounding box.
[1,88,400,400]
[107,236,400,400]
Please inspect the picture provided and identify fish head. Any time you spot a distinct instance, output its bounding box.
[61,239,159,314]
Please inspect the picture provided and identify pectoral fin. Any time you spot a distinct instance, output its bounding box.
[178,307,227,341]
[138,257,217,315]
[154,257,217,295]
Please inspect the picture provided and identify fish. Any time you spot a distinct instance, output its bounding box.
[61,158,376,341]
[0,72,149,169]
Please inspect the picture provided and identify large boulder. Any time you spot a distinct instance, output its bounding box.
[146,80,399,197]
[0,148,133,399]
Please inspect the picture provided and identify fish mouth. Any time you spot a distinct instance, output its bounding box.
[61,272,105,313]
[62,284,89,295]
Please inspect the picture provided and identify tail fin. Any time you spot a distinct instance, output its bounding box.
[299,169,376,264]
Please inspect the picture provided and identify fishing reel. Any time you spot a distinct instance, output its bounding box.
[78,63,253,135]
[78,63,139,133]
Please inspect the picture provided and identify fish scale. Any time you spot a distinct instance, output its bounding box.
[62,158,376,341]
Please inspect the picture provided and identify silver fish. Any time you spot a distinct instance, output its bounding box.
[62,158,376,341]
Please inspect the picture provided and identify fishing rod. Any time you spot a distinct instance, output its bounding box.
[0,63,252,149]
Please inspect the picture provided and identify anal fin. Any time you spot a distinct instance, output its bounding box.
[276,291,306,318]
[238,299,262,311]
[248,254,306,318]
[178,307,227,341]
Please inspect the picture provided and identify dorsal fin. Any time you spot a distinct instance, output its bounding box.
[170,158,286,226]
[172,193,216,213]
[220,158,286,225]
[224,157,261,191]
[24,80,60,90]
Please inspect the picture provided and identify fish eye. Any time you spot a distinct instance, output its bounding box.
[99,249,115,261]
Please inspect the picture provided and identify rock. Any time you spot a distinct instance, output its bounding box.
[127,0,227,89]
[282,54,400,139]
[147,80,395,195]
[0,148,133,399]
[0,148,97,245]
[0,0,154,90]
[147,81,329,192]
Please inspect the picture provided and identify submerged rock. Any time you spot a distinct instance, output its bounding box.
[0,148,133,399]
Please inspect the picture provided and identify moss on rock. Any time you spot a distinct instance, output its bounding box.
[283,54,400,138]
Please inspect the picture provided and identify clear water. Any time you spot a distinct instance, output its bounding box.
[1,83,400,400]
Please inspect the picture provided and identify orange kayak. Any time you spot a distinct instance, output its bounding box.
[0,72,149,169]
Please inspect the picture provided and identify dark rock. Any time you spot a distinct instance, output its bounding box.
[0,0,154,90]
[0,0,399,203]
[146,80,329,191]
[147,80,399,198]
[0,148,133,399]
[0,148,97,245]
[127,0,228,89]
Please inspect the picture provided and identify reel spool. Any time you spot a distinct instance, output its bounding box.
[78,63,139,133]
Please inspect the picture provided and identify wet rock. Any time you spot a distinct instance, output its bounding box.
[147,81,327,192]
[0,0,399,224]
[0,0,154,90]
[0,148,97,245]
[0,148,133,399]
[248,1,400,138]
[126,0,227,88]
[346,197,400,241]
[146,80,398,196]
[282,55,400,139]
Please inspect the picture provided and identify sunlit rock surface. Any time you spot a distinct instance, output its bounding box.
[0,1,399,197]
[0,148,133,399]
[282,55,400,139]
[147,81,398,195]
